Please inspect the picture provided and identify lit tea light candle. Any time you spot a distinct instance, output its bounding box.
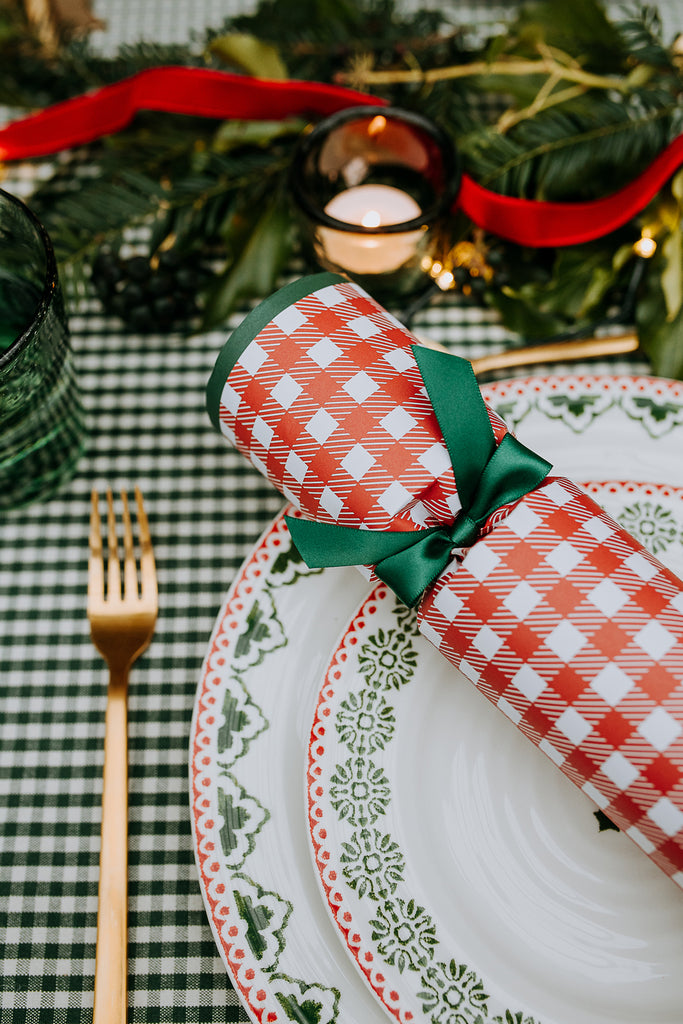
[319,184,424,275]
[290,105,460,299]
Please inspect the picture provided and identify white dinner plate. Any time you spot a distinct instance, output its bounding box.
[307,483,683,1024]
[191,374,683,1024]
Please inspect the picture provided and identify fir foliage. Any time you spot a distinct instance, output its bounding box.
[1,0,683,370]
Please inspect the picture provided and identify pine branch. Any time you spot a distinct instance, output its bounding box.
[459,91,681,200]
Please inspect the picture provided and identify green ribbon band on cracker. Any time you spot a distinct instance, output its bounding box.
[287,345,552,607]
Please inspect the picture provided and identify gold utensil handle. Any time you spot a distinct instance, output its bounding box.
[469,332,639,376]
[93,669,129,1024]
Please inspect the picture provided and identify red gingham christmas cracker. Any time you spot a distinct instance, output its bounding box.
[207,272,683,887]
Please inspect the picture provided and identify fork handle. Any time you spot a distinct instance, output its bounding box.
[93,669,129,1023]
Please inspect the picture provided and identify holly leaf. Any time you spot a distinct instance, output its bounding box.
[635,249,683,378]
[201,195,292,327]
[208,32,288,79]
[490,244,618,339]
[489,287,567,339]
[659,169,683,323]
[639,302,683,379]
[660,227,683,323]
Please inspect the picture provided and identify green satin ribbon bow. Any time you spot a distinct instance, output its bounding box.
[286,344,551,607]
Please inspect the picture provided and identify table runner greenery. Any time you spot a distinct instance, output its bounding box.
[2,0,683,374]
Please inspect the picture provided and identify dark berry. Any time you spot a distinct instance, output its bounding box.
[128,306,156,331]
[158,249,182,271]
[147,273,174,297]
[94,276,114,302]
[175,267,198,291]
[153,296,179,322]
[119,282,145,305]
[91,243,207,331]
[110,293,129,318]
[126,256,152,282]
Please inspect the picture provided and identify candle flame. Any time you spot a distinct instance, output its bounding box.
[367,115,386,137]
[361,210,382,228]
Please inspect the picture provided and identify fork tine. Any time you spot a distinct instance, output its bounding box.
[88,490,104,605]
[106,489,121,602]
[135,486,158,604]
[120,491,138,600]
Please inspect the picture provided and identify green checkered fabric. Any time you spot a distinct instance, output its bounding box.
[0,0,667,1020]
[0,286,649,1024]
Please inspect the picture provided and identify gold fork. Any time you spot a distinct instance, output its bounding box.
[88,488,158,1023]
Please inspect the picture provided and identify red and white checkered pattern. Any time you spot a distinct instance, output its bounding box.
[421,476,683,883]
[218,279,507,534]
[214,277,683,887]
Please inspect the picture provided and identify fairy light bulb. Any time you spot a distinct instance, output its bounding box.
[633,233,657,259]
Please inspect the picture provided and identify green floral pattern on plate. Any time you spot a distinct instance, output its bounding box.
[192,515,343,1024]
[309,586,539,1024]
[487,375,683,437]
[618,500,682,555]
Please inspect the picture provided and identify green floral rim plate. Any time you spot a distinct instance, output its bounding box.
[307,481,683,1024]
[191,375,683,1024]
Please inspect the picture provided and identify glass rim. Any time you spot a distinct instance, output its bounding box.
[289,105,461,235]
[0,186,59,373]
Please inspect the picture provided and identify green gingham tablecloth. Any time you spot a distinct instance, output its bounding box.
[0,1,666,1020]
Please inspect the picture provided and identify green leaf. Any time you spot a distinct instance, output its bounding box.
[212,118,305,152]
[640,305,683,379]
[660,227,683,322]
[208,32,288,79]
[201,196,293,327]
[489,287,567,340]
[491,244,618,338]
[616,7,671,68]
[635,257,683,377]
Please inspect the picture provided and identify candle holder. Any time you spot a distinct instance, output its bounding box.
[290,106,460,303]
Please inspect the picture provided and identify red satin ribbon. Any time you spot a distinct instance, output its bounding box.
[0,66,380,157]
[458,139,683,247]
[1,64,680,248]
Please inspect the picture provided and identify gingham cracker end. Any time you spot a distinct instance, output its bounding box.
[420,476,683,886]
[216,278,508,537]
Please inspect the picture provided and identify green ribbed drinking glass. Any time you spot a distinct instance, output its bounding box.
[0,187,86,510]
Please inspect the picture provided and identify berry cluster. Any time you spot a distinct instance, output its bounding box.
[91,247,208,332]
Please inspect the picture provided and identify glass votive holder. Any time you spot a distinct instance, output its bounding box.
[0,187,86,511]
[290,105,460,303]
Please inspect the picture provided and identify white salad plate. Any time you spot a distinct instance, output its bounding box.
[191,374,683,1024]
